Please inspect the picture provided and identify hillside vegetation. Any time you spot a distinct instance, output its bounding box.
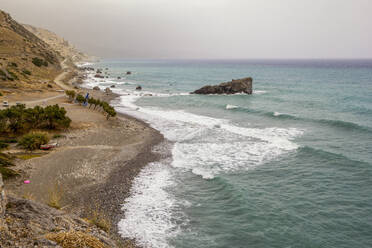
[0,10,61,91]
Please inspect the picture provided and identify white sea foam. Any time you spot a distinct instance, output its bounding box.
[118,162,180,248]
[254,90,267,94]
[226,104,238,110]
[111,86,303,245]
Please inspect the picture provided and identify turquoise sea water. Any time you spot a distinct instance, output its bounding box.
[83,59,372,248]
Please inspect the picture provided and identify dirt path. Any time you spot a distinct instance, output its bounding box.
[53,59,75,91]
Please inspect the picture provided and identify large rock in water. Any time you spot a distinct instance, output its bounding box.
[192,77,253,95]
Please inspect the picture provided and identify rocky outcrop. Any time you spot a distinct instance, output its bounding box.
[136,86,142,91]
[93,86,100,91]
[0,196,118,247]
[192,77,253,95]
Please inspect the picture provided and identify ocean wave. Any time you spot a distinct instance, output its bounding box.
[118,161,181,248]
[222,105,372,133]
[116,93,303,179]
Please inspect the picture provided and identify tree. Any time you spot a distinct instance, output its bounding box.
[65,90,76,101]
[4,105,26,133]
[19,132,49,151]
[88,98,95,108]
[76,94,86,105]
[43,105,71,129]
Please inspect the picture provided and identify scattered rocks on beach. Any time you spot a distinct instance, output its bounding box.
[94,74,104,79]
[136,85,142,91]
[105,87,112,94]
[93,86,100,91]
[192,77,253,95]
[111,85,116,88]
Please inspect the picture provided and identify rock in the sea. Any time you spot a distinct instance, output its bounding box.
[110,85,116,88]
[136,85,142,91]
[126,71,132,75]
[93,86,100,91]
[105,87,112,94]
[192,77,253,95]
[117,76,121,79]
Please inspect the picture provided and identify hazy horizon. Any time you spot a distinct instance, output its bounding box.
[2,0,372,59]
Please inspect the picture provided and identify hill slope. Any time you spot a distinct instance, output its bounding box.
[0,10,61,91]
[24,24,90,62]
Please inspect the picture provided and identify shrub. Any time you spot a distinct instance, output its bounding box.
[0,166,19,179]
[3,104,26,133]
[52,134,65,139]
[47,184,63,209]
[32,57,48,67]
[7,70,18,80]
[0,92,2,96]
[19,132,49,151]
[45,231,106,248]
[0,142,9,150]
[22,69,32,75]
[9,62,17,67]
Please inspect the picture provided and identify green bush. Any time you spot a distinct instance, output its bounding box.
[19,132,49,151]
[32,57,48,67]
[76,94,86,105]
[7,70,18,80]
[0,142,9,150]
[9,62,18,67]
[22,69,32,75]
[52,134,65,139]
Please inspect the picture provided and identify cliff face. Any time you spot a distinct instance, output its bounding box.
[0,10,61,89]
[24,24,90,62]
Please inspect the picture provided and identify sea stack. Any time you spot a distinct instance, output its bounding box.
[192,77,253,95]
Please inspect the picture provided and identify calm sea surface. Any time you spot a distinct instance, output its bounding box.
[83,59,372,248]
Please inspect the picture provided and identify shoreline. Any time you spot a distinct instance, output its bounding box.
[3,63,166,247]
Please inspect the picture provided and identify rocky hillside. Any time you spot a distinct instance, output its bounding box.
[0,10,62,91]
[24,24,90,62]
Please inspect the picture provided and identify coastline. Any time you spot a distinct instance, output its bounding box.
[3,63,165,247]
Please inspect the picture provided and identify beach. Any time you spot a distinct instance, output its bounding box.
[3,66,164,246]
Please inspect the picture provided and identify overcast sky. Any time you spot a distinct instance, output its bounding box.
[2,0,372,59]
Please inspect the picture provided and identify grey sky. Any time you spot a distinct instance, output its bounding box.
[2,0,372,59]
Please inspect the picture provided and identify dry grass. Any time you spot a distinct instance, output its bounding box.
[47,183,64,209]
[17,154,42,160]
[45,230,107,248]
[22,191,35,201]
[86,207,112,233]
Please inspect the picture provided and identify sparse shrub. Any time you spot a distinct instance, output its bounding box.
[6,70,18,80]
[47,183,63,209]
[9,62,17,67]
[18,132,49,151]
[0,142,9,150]
[86,207,111,233]
[45,231,106,248]
[0,92,2,96]
[32,57,48,67]
[22,69,32,75]
[52,134,65,139]
[0,166,19,179]
[47,84,53,88]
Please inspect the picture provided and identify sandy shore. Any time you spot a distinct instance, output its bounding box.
[5,78,164,245]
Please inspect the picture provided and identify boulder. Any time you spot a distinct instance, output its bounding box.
[93,86,100,91]
[105,87,112,94]
[126,71,132,75]
[110,85,116,88]
[117,77,121,79]
[136,86,142,91]
[192,77,253,95]
[94,74,104,79]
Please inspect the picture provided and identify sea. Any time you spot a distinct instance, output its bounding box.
[81,59,372,248]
